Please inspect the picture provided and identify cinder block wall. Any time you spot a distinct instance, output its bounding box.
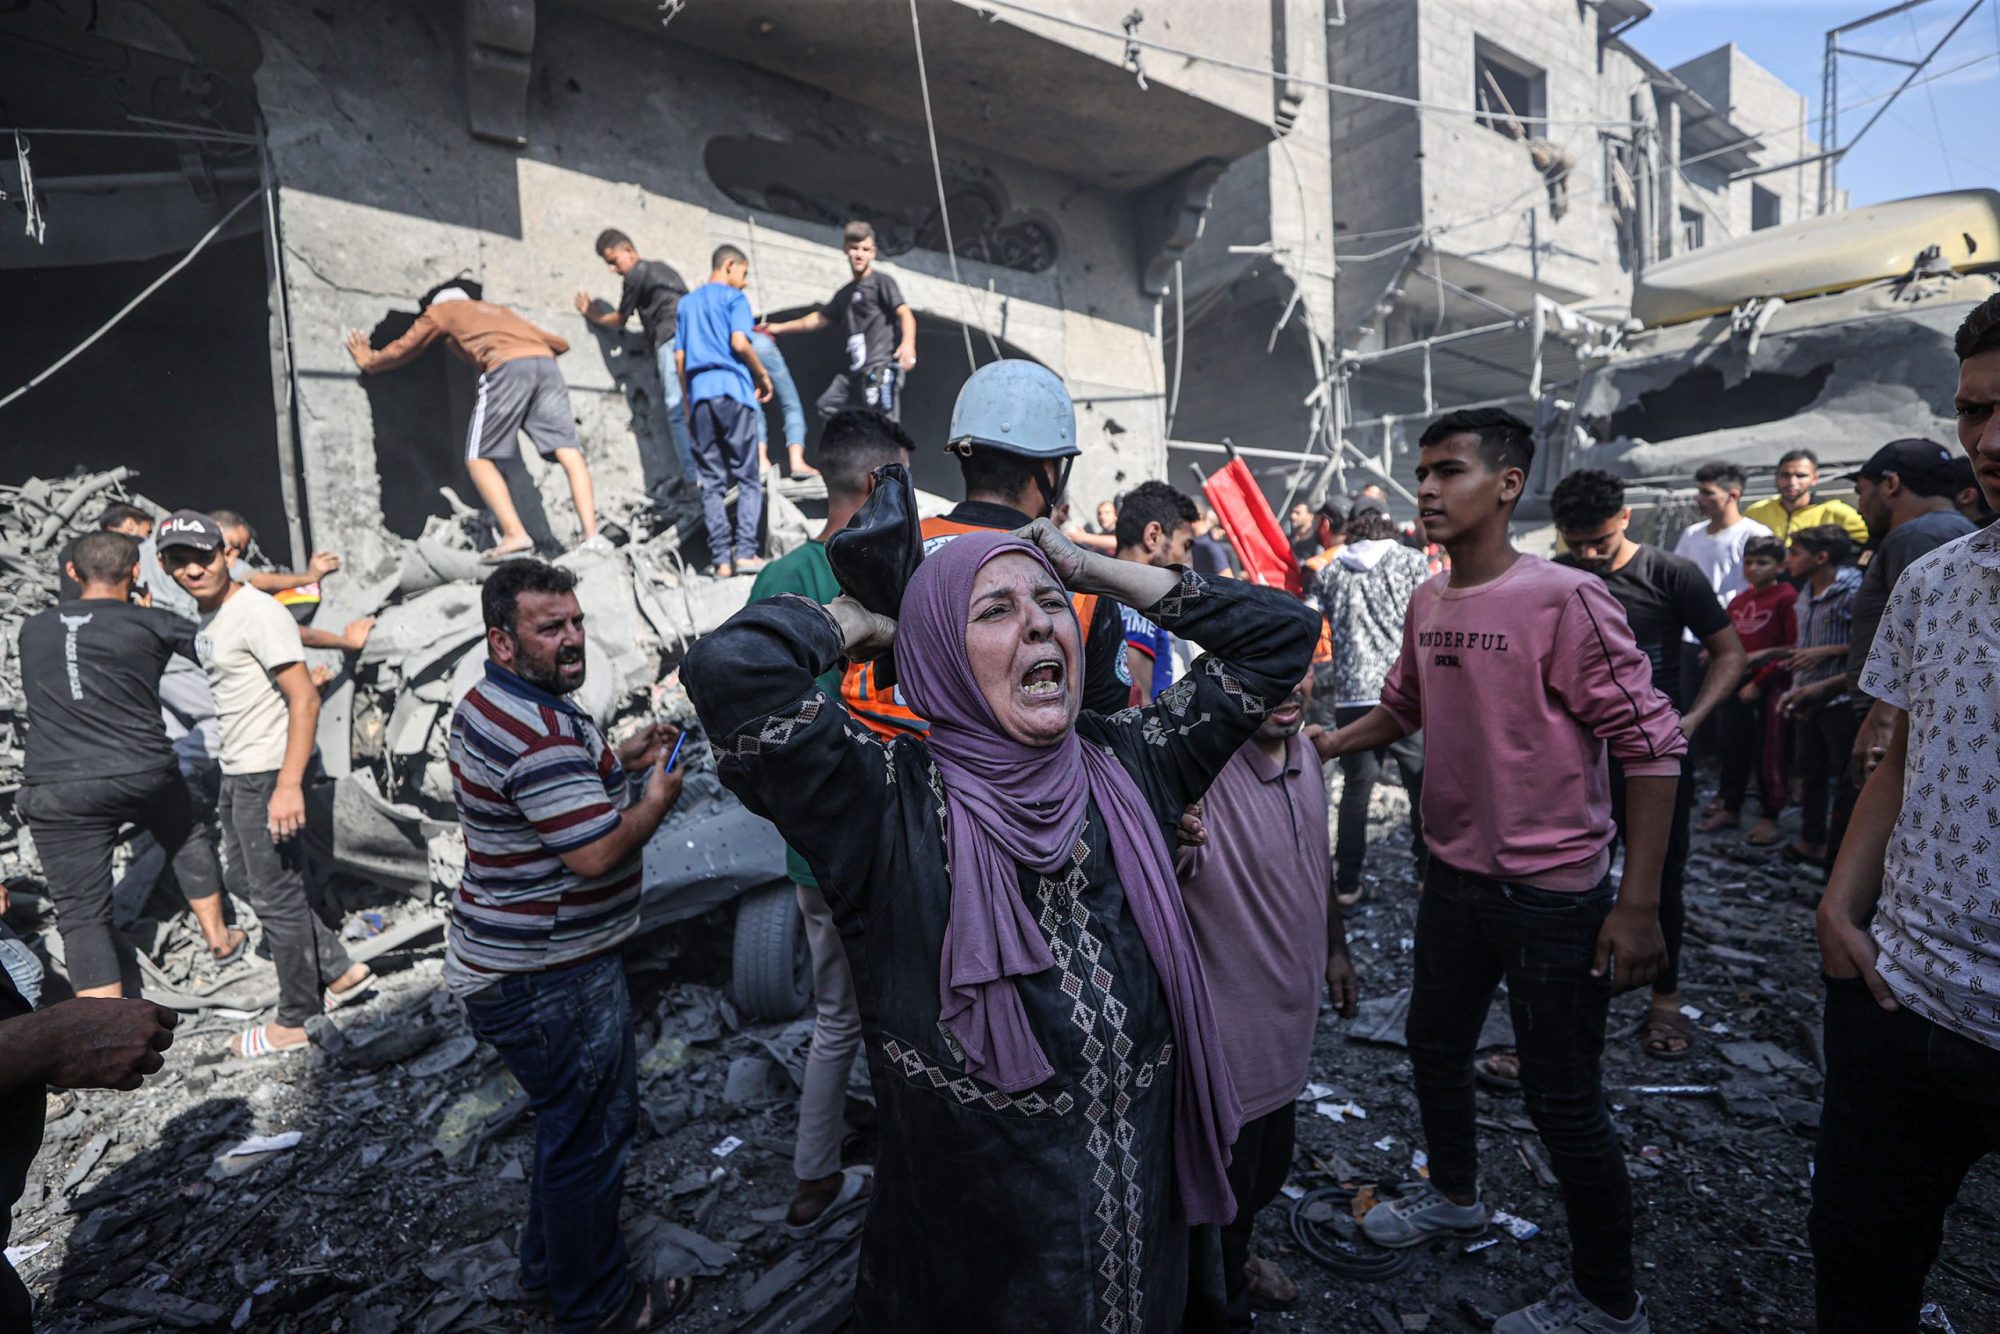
[251,0,1168,570]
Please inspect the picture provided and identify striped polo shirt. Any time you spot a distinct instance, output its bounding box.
[444,662,639,994]
[1795,565,1862,696]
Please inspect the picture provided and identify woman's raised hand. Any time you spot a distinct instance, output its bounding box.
[1014,518,1097,590]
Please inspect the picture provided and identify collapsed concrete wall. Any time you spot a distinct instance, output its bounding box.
[251,0,1170,570]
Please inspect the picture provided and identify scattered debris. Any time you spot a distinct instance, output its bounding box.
[219,1132,301,1159]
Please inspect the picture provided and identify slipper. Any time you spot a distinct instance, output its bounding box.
[1744,821,1786,848]
[1643,1007,1697,1061]
[785,1168,873,1240]
[479,540,535,564]
[323,965,375,1013]
[1474,1049,1521,1091]
[208,928,249,967]
[1334,884,1365,909]
[595,1276,694,1331]
[231,1024,308,1060]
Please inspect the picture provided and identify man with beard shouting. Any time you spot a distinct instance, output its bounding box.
[447,559,692,1331]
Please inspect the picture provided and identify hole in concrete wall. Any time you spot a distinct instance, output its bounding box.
[707,134,1058,274]
[1599,363,1834,446]
[0,233,286,542]
[765,307,1040,501]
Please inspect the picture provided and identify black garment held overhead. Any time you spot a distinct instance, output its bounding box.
[684,571,1315,1333]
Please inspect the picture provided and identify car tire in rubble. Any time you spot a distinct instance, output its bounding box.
[730,882,812,1020]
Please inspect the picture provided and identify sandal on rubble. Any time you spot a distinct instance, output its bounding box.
[209,928,249,966]
[323,965,375,1012]
[231,1024,308,1060]
[1643,1007,1697,1061]
[1475,1049,1521,1091]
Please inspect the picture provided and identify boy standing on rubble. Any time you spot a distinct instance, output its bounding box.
[761,220,917,422]
[675,245,774,578]
[1314,409,1682,1334]
[157,511,371,1058]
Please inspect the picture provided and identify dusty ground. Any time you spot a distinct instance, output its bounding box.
[11,770,2000,1332]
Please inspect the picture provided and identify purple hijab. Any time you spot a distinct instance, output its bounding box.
[896,530,1243,1225]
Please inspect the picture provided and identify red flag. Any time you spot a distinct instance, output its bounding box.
[1201,458,1304,597]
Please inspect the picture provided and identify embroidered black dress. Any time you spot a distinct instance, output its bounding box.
[684,571,1316,1333]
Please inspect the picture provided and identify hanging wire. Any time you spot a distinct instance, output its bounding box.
[1165,260,1185,439]
[907,0,980,374]
[0,191,260,411]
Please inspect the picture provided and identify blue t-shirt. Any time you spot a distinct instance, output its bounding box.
[676,282,756,408]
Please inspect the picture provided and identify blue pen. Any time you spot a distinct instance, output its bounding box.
[664,731,688,772]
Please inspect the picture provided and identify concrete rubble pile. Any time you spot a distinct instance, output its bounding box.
[0,473,824,1002]
[2,471,899,1330]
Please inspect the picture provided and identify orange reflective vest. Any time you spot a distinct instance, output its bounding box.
[839,514,1100,740]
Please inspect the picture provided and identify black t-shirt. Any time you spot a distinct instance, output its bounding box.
[1847,509,1975,686]
[619,259,688,350]
[19,598,196,784]
[1557,544,1728,702]
[827,269,907,373]
[1190,534,1233,579]
[0,969,42,1329]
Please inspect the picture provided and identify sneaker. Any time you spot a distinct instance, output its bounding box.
[1493,1282,1650,1334]
[1359,1181,1489,1248]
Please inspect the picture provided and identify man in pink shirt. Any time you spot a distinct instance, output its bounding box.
[1314,409,1683,1334]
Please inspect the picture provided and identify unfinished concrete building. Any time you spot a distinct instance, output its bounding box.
[1,0,1301,566]
[1176,0,1840,506]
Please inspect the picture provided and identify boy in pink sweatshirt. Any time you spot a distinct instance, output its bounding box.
[1314,409,1684,1334]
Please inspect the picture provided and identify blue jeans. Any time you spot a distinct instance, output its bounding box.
[748,331,806,450]
[654,339,700,488]
[690,396,764,565]
[463,953,638,1331]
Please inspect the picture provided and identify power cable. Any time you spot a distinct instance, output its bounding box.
[0,190,260,412]
[907,0,980,375]
[1289,1187,1420,1282]
[973,0,1643,129]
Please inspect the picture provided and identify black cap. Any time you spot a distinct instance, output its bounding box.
[1840,438,1957,490]
[155,509,225,552]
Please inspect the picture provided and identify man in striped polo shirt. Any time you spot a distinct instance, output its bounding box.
[447,559,690,1330]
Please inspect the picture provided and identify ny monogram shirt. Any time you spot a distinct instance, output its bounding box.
[1859,520,2000,1051]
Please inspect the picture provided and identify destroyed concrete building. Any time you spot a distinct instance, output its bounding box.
[0,0,1326,1006]
[1170,0,1843,505]
[2,0,1312,569]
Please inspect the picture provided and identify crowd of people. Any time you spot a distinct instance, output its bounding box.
[3,243,1999,1334]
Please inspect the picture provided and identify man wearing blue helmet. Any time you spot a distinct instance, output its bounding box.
[842,360,1133,737]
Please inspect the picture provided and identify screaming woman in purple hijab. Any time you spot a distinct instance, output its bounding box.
[687,519,1317,1332]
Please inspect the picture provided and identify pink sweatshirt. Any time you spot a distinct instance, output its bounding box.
[1380,554,1686,891]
